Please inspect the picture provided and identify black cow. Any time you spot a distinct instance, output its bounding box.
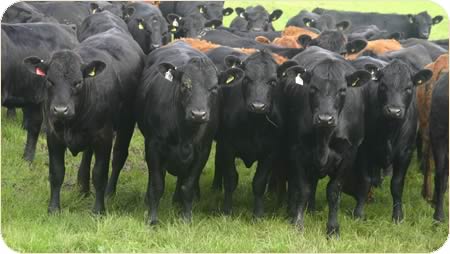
[297,22,351,54]
[312,8,443,39]
[200,29,303,59]
[286,10,324,30]
[429,72,449,222]
[135,41,243,224]
[346,57,432,222]
[89,2,124,17]
[1,22,78,162]
[123,2,170,54]
[2,2,58,23]
[430,39,449,50]
[159,1,233,23]
[27,1,93,28]
[347,25,403,41]
[23,26,144,214]
[400,38,448,61]
[205,47,287,217]
[230,5,282,32]
[167,12,222,39]
[77,11,130,42]
[283,46,371,237]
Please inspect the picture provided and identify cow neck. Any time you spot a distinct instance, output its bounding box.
[313,125,335,168]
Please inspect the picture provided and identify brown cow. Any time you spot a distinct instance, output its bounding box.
[345,39,403,60]
[176,38,288,64]
[417,53,449,202]
[255,26,319,48]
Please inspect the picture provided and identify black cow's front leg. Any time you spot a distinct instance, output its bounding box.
[91,130,113,215]
[106,118,136,197]
[307,177,319,212]
[23,104,43,162]
[216,141,237,215]
[146,140,165,225]
[47,133,66,214]
[211,162,223,191]
[6,107,16,119]
[391,149,413,223]
[326,178,342,238]
[78,149,93,196]
[252,155,274,218]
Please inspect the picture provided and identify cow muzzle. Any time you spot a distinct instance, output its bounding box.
[52,105,74,119]
[383,106,404,119]
[188,109,208,123]
[314,114,336,127]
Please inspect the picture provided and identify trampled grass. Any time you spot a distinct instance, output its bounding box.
[1,0,449,252]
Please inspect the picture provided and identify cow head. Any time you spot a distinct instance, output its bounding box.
[90,2,123,17]
[124,6,169,54]
[297,21,350,53]
[157,57,243,123]
[197,2,233,21]
[236,5,282,32]
[366,59,432,119]
[23,51,106,121]
[224,50,279,114]
[167,13,222,39]
[407,11,443,39]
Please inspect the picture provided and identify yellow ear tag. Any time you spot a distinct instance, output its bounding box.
[295,74,303,86]
[418,80,422,84]
[352,77,360,87]
[305,22,310,27]
[226,75,234,84]
[92,9,97,14]
[88,67,96,77]
[138,22,144,30]
[199,7,204,13]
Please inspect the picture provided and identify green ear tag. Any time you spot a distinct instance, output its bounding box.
[352,77,360,87]
[138,22,144,30]
[88,67,96,77]
[226,75,234,84]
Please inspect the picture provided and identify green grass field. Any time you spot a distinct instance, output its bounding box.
[1,0,449,252]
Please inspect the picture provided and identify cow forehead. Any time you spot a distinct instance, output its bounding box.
[48,52,83,80]
[181,62,218,84]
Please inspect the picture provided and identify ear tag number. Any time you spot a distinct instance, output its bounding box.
[295,74,303,85]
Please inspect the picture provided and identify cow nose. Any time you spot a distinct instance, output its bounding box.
[191,110,207,120]
[152,44,160,48]
[386,106,402,117]
[252,27,263,32]
[250,102,267,113]
[317,114,334,125]
[53,106,68,114]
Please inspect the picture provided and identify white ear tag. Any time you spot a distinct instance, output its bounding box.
[165,70,173,81]
[239,13,245,18]
[92,9,97,14]
[173,19,179,27]
[295,74,303,85]
[370,70,377,80]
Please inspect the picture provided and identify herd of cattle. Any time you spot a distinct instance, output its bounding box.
[1,1,449,238]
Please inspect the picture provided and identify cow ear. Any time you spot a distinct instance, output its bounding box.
[407,14,415,24]
[388,32,402,40]
[346,70,371,87]
[302,17,315,27]
[205,20,222,29]
[167,13,181,27]
[277,60,298,78]
[157,63,179,82]
[412,69,432,86]
[222,7,233,16]
[224,55,242,68]
[255,36,271,44]
[90,3,100,14]
[23,56,48,77]
[269,9,283,22]
[82,60,106,78]
[346,39,367,54]
[432,15,443,25]
[336,20,350,31]
[364,64,381,81]
[218,67,244,87]
[297,34,313,48]
[284,66,310,90]
[197,5,206,14]
[124,6,135,20]
[235,7,245,17]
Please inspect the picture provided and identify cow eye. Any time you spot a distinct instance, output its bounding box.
[268,80,277,87]
[405,87,412,94]
[46,80,55,87]
[74,82,82,89]
[309,85,318,94]
[182,82,192,89]
[338,88,346,96]
[209,86,219,93]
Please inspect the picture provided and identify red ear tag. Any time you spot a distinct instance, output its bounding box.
[35,67,46,77]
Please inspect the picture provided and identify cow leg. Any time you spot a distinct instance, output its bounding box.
[326,178,342,238]
[146,140,165,225]
[23,105,43,162]
[47,133,66,214]
[78,148,93,196]
[106,119,136,197]
[432,142,448,222]
[217,141,237,215]
[252,156,274,218]
[421,143,433,202]
[212,153,223,191]
[307,177,319,212]
[391,149,413,223]
[6,107,16,119]
[91,130,113,215]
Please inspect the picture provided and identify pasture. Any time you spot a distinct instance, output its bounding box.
[1,0,449,252]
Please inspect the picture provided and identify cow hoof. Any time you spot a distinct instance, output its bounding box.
[326,225,340,239]
[211,183,223,191]
[48,206,61,214]
[79,189,90,198]
[92,207,106,215]
[23,153,35,163]
[149,219,159,226]
[392,214,404,224]
[433,213,445,223]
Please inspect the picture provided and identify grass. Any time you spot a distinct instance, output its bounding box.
[1,0,449,252]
